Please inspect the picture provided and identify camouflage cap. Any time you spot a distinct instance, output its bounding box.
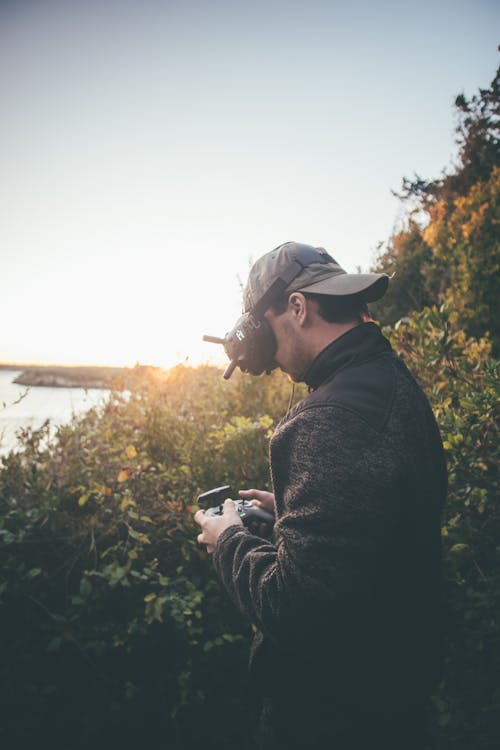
[243,241,389,312]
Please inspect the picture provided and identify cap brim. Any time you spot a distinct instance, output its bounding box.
[297,273,389,302]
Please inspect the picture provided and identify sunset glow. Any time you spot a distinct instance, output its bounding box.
[1,0,498,368]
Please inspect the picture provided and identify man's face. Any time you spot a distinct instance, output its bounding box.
[264,303,311,383]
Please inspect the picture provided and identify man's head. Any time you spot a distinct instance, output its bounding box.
[244,242,388,382]
[243,241,388,313]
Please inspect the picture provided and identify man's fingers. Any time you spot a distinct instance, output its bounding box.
[240,489,263,507]
[193,499,242,555]
[239,488,275,513]
[239,488,260,498]
[197,532,215,554]
[194,509,206,526]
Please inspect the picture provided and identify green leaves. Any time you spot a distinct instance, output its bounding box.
[390,305,500,745]
[0,365,283,746]
[2,332,497,747]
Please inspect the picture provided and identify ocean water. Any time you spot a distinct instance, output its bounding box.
[0,370,108,456]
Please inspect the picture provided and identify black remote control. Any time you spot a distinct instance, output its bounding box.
[197,485,275,527]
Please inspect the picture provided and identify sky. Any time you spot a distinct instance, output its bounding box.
[1,0,498,368]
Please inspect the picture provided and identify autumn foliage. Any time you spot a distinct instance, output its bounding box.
[371,62,500,354]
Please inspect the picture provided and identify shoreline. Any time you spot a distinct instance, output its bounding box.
[0,364,129,390]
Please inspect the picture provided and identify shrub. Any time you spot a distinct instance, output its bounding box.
[0,320,498,748]
[0,365,290,749]
[388,307,500,748]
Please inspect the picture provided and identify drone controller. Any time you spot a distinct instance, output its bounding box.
[197,485,275,527]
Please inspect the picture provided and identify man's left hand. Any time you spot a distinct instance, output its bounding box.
[194,498,243,554]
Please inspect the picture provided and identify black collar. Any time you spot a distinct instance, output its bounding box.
[302,323,392,391]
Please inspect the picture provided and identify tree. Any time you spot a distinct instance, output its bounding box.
[422,166,500,348]
[370,219,439,325]
[372,59,500,351]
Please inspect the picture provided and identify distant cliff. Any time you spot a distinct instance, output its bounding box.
[11,365,128,389]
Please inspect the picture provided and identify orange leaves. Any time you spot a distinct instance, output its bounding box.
[116,446,138,482]
[422,199,448,251]
[96,484,113,496]
[125,445,137,459]
[117,467,131,483]
[460,201,489,242]
[120,497,136,512]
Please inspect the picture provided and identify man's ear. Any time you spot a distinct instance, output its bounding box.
[288,292,309,325]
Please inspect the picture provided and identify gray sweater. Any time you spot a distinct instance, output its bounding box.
[213,323,447,719]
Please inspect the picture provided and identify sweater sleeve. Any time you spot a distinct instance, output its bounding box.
[212,403,404,648]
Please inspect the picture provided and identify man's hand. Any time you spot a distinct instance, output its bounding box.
[239,488,276,514]
[239,488,276,538]
[194,498,243,554]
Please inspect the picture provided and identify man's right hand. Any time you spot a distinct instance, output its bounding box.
[238,489,276,514]
[238,489,276,539]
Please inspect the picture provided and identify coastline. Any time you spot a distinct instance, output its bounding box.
[0,364,128,390]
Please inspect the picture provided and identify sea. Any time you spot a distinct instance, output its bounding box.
[0,370,108,457]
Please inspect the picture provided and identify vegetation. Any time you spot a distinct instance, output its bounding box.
[0,61,499,749]
[0,325,498,748]
[371,61,500,354]
[386,310,499,748]
[0,367,299,749]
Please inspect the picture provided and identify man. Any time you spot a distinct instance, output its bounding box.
[195,242,447,749]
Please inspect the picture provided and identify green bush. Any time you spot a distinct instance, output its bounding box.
[387,307,500,748]
[0,325,498,748]
[0,364,290,749]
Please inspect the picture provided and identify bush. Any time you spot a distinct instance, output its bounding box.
[0,323,498,749]
[0,364,292,749]
[388,307,500,748]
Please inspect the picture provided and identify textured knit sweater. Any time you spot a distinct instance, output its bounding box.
[213,323,447,722]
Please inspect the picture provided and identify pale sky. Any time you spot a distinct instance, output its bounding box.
[1,0,498,367]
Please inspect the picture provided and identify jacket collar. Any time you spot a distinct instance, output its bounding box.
[302,322,392,391]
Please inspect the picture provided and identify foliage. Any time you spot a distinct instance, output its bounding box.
[450,62,500,198]
[1,325,498,747]
[421,165,500,347]
[388,307,500,748]
[371,61,500,353]
[370,219,438,323]
[371,68,500,746]
[0,364,298,749]
[394,61,499,209]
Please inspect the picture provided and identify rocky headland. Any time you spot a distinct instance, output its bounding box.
[3,365,128,390]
